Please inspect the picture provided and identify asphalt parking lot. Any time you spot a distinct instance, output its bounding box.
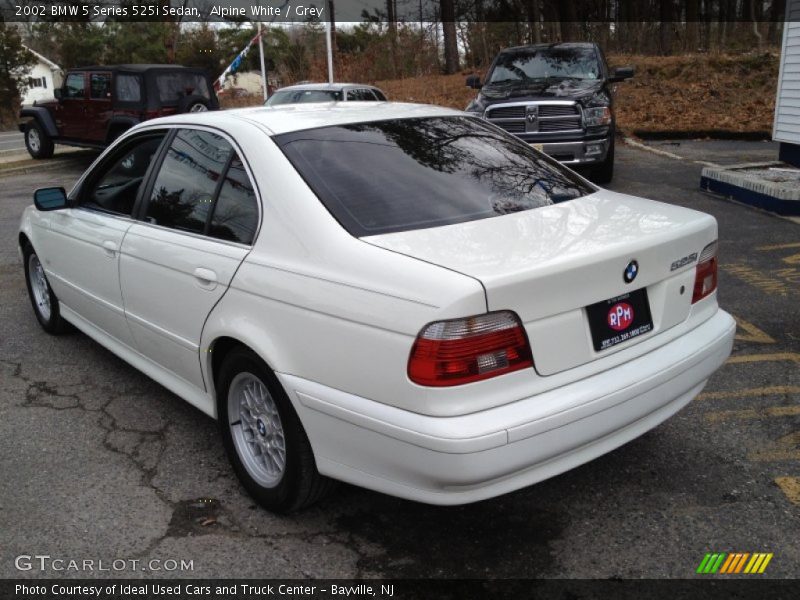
[1,141,798,579]
[0,131,25,156]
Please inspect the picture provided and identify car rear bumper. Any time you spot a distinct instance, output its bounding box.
[278,309,736,505]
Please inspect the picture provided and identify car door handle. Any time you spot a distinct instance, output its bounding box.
[193,267,218,285]
[102,240,117,257]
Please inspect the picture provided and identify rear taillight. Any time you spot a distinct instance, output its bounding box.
[408,311,533,387]
[692,241,718,303]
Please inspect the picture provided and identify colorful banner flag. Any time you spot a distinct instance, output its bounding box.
[214,30,263,91]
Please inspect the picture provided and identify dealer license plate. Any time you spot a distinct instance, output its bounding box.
[586,289,653,352]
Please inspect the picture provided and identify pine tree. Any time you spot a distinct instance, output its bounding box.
[0,23,35,126]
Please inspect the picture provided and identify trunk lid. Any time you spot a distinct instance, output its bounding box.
[364,190,717,375]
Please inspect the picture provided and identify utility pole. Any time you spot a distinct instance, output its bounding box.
[325,13,334,82]
[258,22,268,100]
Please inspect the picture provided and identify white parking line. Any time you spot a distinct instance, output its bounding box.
[622,136,720,168]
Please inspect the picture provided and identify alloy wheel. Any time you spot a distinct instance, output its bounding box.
[227,372,287,488]
[28,253,51,321]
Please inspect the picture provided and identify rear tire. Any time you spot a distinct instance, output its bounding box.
[217,347,335,513]
[23,243,68,334]
[178,95,210,113]
[24,121,55,159]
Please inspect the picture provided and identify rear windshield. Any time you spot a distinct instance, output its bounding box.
[266,89,343,106]
[275,117,595,237]
[156,72,210,104]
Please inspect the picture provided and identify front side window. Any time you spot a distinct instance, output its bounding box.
[146,130,232,234]
[81,133,166,216]
[276,117,595,237]
[90,73,111,99]
[64,73,85,99]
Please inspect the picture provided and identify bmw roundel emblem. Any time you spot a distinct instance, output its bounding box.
[623,260,639,284]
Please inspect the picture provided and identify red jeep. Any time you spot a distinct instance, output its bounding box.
[19,64,219,159]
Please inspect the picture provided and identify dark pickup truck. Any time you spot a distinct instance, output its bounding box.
[19,64,218,159]
[465,43,633,183]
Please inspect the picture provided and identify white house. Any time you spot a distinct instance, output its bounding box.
[21,46,62,106]
[774,0,800,165]
[221,70,279,96]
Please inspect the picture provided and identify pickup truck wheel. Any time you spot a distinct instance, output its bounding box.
[25,122,55,159]
[23,243,68,334]
[218,347,336,513]
[591,138,615,185]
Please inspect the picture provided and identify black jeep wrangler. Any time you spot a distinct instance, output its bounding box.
[20,64,219,159]
[466,43,633,183]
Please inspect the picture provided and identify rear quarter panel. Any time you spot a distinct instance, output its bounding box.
[198,127,487,415]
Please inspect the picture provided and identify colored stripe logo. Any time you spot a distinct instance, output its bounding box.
[696,552,773,574]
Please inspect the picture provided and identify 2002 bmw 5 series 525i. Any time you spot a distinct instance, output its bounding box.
[19,103,736,512]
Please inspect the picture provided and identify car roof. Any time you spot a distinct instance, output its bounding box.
[275,82,382,92]
[142,102,463,136]
[68,64,208,73]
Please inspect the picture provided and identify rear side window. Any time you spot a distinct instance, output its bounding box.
[116,74,142,102]
[145,129,259,243]
[146,130,232,234]
[346,89,378,101]
[90,73,111,99]
[275,117,594,237]
[156,73,210,104]
[209,156,259,244]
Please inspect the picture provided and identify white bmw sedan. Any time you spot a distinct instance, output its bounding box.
[19,103,735,512]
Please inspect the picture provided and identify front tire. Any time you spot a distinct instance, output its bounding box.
[23,243,68,334]
[24,121,55,159]
[218,348,335,512]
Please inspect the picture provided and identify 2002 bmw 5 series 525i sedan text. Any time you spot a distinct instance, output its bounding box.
[18,103,736,512]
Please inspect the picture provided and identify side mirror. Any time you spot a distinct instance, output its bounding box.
[609,66,634,83]
[54,88,62,100]
[466,75,482,89]
[34,187,68,211]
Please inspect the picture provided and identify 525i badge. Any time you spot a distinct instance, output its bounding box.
[671,252,698,271]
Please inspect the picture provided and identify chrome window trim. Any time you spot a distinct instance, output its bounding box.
[72,123,264,249]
